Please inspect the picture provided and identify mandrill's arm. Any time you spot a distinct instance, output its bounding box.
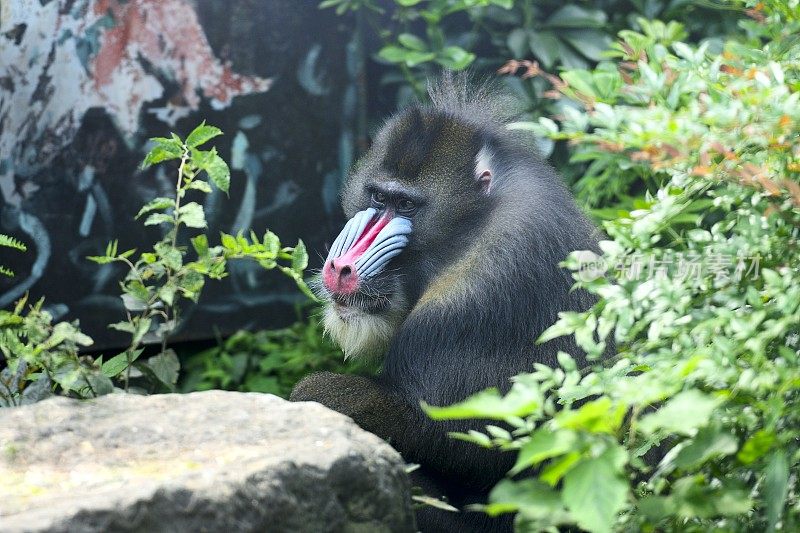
[289,372,412,443]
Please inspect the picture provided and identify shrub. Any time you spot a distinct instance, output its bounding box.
[426,1,800,531]
[180,308,371,398]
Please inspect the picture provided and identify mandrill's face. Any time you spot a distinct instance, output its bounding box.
[317,107,494,360]
[319,186,418,360]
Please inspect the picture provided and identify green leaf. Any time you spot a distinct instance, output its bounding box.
[144,213,174,227]
[489,0,513,9]
[187,180,212,193]
[397,33,427,51]
[528,30,560,69]
[0,235,26,251]
[485,479,563,518]
[204,151,230,194]
[264,231,281,256]
[378,46,435,66]
[191,234,209,257]
[737,429,775,464]
[132,317,152,345]
[540,450,581,486]
[396,0,422,5]
[561,70,598,99]
[562,445,628,533]
[507,29,528,58]
[556,397,626,434]
[510,428,578,475]
[561,29,613,62]
[109,321,136,334]
[639,390,722,436]
[673,426,738,470]
[435,46,475,70]
[101,349,144,378]
[423,385,541,421]
[136,197,174,219]
[155,242,183,271]
[763,451,789,531]
[177,202,207,229]
[186,121,223,148]
[546,5,606,28]
[291,240,309,274]
[142,137,182,168]
[145,350,180,387]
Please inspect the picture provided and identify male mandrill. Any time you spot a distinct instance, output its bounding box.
[291,77,600,532]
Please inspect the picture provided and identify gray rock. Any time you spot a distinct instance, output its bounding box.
[0,391,415,533]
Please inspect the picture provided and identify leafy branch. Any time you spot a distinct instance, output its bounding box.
[89,122,313,393]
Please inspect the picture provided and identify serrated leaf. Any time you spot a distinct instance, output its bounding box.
[187,180,212,193]
[136,197,174,219]
[485,479,563,519]
[191,234,209,257]
[510,429,578,475]
[142,137,183,168]
[101,349,144,378]
[205,152,230,194]
[639,390,721,436]
[177,202,207,229]
[145,350,180,387]
[264,231,280,256]
[186,122,223,148]
[155,243,183,271]
[673,426,738,469]
[562,445,628,533]
[291,240,309,273]
[144,213,174,227]
[132,317,152,345]
[423,385,541,421]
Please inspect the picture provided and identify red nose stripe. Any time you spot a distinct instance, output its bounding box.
[338,213,391,264]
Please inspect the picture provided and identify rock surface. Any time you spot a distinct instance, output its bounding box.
[0,391,415,533]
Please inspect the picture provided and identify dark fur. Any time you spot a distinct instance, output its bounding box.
[291,76,600,532]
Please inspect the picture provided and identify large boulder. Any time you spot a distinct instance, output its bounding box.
[0,391,415,533]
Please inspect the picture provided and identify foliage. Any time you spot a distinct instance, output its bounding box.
[0,295,105,406]
[180,308,368,398]
[322,0,739,111]
[1,122,313,405]
[0,234,26,278]
[87,122,313,393]
[426,2,800,531]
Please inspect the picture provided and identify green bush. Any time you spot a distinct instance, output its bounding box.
[426,1,800,531]
[180,309,371,398]
[322,0,739,116]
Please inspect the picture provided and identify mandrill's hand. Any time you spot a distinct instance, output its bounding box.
[290,372,409,442]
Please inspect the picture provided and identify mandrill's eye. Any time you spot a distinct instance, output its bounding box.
[397,197,416,215]
[371,191,387,207]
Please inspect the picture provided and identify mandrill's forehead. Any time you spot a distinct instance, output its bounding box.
[377,108,482,182]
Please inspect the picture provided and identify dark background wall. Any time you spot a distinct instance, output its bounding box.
[0,0,369,349]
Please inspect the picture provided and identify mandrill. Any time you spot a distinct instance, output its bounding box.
[291,77,601,532]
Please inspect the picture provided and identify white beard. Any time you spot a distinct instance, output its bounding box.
[322,295,407,360]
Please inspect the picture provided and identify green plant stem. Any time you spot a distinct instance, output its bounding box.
[172,147,190,250]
